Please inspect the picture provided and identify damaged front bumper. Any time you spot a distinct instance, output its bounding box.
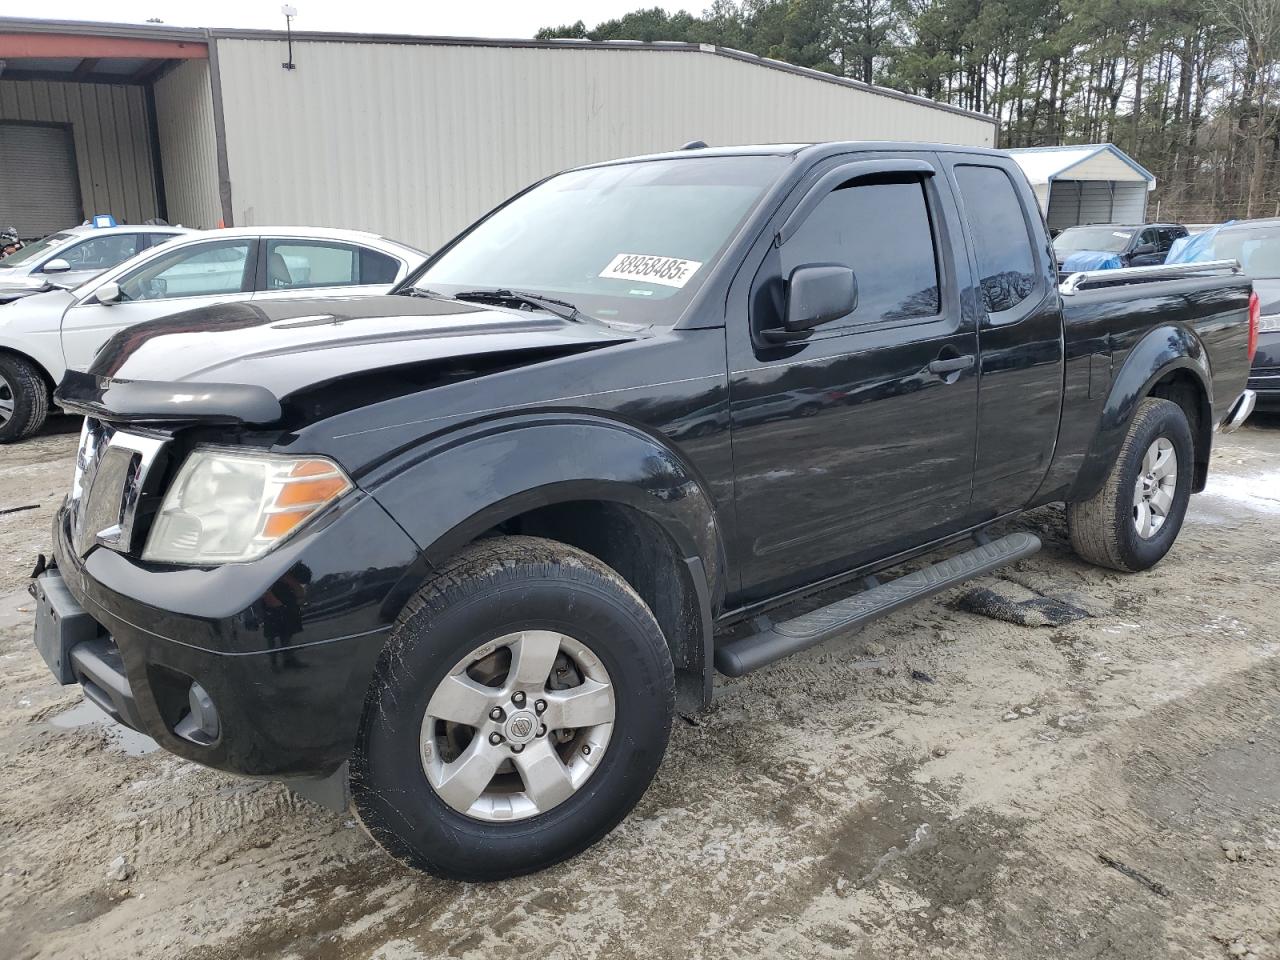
[32,487,421,808]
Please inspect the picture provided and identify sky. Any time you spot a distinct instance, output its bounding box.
[28,1,684,38]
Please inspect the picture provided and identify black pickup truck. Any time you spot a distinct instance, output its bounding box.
[31,142,1257,881]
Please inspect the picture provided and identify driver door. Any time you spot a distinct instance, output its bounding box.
[60,238,257,373]
[726,152,980,601]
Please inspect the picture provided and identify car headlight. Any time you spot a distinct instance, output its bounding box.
[142,449,352,564]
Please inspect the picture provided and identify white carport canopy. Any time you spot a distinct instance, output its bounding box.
[1006,144,1156,232]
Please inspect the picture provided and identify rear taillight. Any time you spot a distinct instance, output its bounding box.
[1248,291,1260,363]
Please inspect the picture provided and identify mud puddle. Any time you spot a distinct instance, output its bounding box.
[48,700,159,757]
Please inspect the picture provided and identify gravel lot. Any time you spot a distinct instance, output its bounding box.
[1,413,1278,960]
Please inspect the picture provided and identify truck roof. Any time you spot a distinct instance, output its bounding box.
[579,140,1011,170]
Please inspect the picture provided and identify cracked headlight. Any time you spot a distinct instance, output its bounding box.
[143,449,352,564]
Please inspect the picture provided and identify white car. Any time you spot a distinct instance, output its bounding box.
[0,224,194,303]
[0,227,427,442]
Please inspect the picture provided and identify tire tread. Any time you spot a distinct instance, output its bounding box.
[352,534,674,880]
[0,354,49,443]
[1067,397,1187,572]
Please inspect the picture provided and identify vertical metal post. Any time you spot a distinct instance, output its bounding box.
[281,6,298,70]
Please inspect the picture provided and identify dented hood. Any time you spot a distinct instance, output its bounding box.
[57,294,634,424]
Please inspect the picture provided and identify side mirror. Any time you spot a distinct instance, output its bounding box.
[1132,242,1157,256]
[42,258,71,274]
[768,264,857,343]
[94,281,122,305]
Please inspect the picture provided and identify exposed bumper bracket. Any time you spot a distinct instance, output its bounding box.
[1219,389,1256,434]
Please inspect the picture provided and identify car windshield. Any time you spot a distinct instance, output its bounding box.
[1211,226,1280,279]
[1054,227,1134,254]
[412,155,788,325]
[0,231,74,268]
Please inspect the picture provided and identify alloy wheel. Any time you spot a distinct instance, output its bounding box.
[420,630,615,821]
[0,371,13,427]
[1132,437,1177,538]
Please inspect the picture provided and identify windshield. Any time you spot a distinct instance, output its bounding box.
[413,155,787,324]
[1212,226,1280,279]
[0,231,74,268]
[1054,227,1134,254]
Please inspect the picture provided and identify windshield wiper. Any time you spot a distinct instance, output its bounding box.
[452,289,588,323]
[397,287,455,300]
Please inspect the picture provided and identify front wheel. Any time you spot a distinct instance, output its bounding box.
[352,536,674,880]
[1067,397,1194,572]
[0,353,49,444]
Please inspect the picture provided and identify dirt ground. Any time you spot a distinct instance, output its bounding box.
[1,412,1278,960]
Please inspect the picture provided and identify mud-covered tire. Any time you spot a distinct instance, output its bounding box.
[1067,397,1194,572]
[352,535,674,881]
[0,353,49,443]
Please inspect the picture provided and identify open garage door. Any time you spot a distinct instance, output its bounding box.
[0,121,82,239]
[1046,179,1148,231]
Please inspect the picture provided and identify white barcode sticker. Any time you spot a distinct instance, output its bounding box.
[599,253,703,289]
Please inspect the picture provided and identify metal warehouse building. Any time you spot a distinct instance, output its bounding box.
[1007,144,1156,232]
[0,17,996,252]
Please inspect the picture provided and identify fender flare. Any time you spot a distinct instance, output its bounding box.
[362,412,725,700]
[1069,324,1212,502]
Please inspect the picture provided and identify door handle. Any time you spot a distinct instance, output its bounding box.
[928,354,975,375]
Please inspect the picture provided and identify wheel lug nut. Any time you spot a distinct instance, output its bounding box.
[537,724,547,737]
[512,691,526,707]
[488,732,503,745]
[511,743,524,754]
[581,744,591,756]
[489,707,504,721]
[535,699,547,714]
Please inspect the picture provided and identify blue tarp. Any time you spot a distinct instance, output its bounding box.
[1061,250,1124,272]
[1167,221,1236,263]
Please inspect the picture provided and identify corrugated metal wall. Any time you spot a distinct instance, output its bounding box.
[0,79,158,225]
[213,38,995,252]
[1047,180,1148,231]
[153,60,222,228]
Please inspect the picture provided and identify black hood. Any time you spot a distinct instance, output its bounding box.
[57,294,634,425]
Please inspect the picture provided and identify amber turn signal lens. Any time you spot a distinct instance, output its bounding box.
[291,460,337,478]
[262,509,316,539]
[275,475,349,507]
[259,459,352,540]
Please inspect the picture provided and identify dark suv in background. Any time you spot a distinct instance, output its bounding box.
[1054,222,1188,269]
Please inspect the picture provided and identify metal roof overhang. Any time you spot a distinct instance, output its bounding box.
[0,19,207,84]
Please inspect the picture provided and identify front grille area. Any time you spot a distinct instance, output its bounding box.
[69,418,170,558]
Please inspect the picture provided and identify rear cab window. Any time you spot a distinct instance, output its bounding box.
[953,164,1041,317]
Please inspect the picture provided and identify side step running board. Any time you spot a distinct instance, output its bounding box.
[714,531,1041,677]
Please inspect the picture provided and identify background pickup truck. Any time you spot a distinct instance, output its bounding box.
[32,142,1257,883]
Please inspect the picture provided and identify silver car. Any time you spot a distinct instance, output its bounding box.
[0,224,194,303]
[0,226,428,442]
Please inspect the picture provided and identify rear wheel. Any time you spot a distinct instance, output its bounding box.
[352,535,674,880]
[1067,397,1193,572]
[0,354,49,443]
